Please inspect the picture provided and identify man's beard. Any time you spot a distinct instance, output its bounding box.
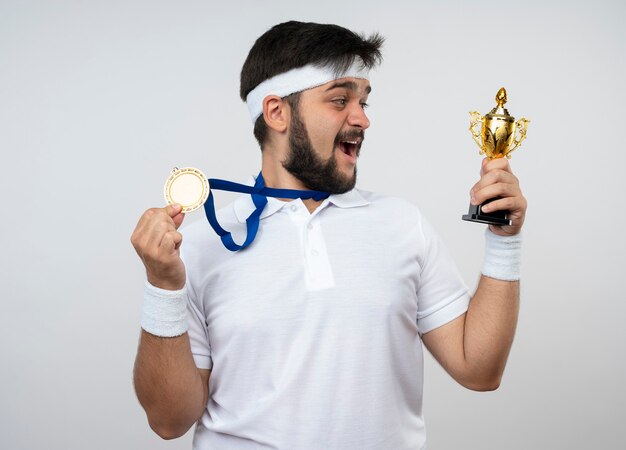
[282,106,362,194]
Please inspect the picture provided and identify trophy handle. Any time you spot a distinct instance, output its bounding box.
[506,117,530,158]
[469,111,485,155]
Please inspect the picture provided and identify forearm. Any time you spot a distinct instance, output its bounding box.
[133,330,208,439]
[424,158,526,390]
[462,275,520,388]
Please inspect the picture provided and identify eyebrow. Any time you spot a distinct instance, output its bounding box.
[325,81,372,95]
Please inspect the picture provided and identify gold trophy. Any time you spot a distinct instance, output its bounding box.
[462,87,529,225]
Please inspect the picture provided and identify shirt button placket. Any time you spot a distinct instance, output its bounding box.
[302,216,335,290]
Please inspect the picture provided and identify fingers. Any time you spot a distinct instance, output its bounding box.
[133,205,184,243]
[480,157,488,175]
[471,157,527,235]
[146,219,178,254]
[470,169,520,206]
[165,203,185,228]
[165,203,182,217]
[172,211,185,230]
[480,157,512,177]
[161,230,184,252]
[480,195,526,215]
[133,208,180,255]
[165,203,186,229]
[130,205,187,289]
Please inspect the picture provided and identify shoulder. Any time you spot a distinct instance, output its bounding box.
[355,188,424,222]
[353,188,444,243]
[178,202,240,267]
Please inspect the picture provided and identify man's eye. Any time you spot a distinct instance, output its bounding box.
[333,98,346,105]
[360,102,370,109]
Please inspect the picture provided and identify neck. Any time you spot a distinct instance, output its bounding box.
[261,147,324,214]
[261,150,305,190]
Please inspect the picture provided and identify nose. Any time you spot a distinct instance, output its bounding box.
[347,103,370,130]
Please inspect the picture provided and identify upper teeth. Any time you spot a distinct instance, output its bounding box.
[344,141,358,144]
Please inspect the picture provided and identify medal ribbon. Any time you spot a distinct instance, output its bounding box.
[204,171,330,251]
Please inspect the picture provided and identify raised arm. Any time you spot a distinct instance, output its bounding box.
[422,157,526,391]
[131,204,209,439]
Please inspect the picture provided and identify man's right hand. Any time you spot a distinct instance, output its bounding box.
[131,204,186,290]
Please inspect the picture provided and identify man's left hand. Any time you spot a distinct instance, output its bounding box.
[470,157,527,236]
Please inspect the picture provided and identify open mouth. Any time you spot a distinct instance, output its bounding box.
[338,140,360,161]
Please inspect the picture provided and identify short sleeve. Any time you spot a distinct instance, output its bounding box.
[415,216,470,335]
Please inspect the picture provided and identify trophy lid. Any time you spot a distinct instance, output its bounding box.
[486,87,514,121]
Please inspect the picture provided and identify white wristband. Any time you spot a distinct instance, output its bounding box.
[481,229,522,281]
[140,281,188,337]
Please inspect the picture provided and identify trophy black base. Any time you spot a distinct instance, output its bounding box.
[462,201,512,226]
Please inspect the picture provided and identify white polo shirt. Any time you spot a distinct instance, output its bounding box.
[181,188,470,450]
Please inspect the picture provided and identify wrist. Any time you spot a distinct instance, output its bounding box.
[140,281,188,337]
[147,273,186,291]
[481,229,522,281]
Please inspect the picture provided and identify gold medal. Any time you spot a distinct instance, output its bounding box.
[164,167,210,213]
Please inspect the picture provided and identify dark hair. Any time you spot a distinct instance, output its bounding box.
[240,21,384,147]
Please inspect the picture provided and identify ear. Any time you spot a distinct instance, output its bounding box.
[262,95,289,133]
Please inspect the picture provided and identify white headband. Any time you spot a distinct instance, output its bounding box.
[245,60,370,122]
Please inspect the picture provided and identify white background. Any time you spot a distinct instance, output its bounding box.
[1,0,624,449]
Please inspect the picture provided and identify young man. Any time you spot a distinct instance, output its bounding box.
[131,21,526,449]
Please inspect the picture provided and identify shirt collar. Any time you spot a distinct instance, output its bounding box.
[327,189,370,209]
[234,195,289,223]
[232,176,370,224]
